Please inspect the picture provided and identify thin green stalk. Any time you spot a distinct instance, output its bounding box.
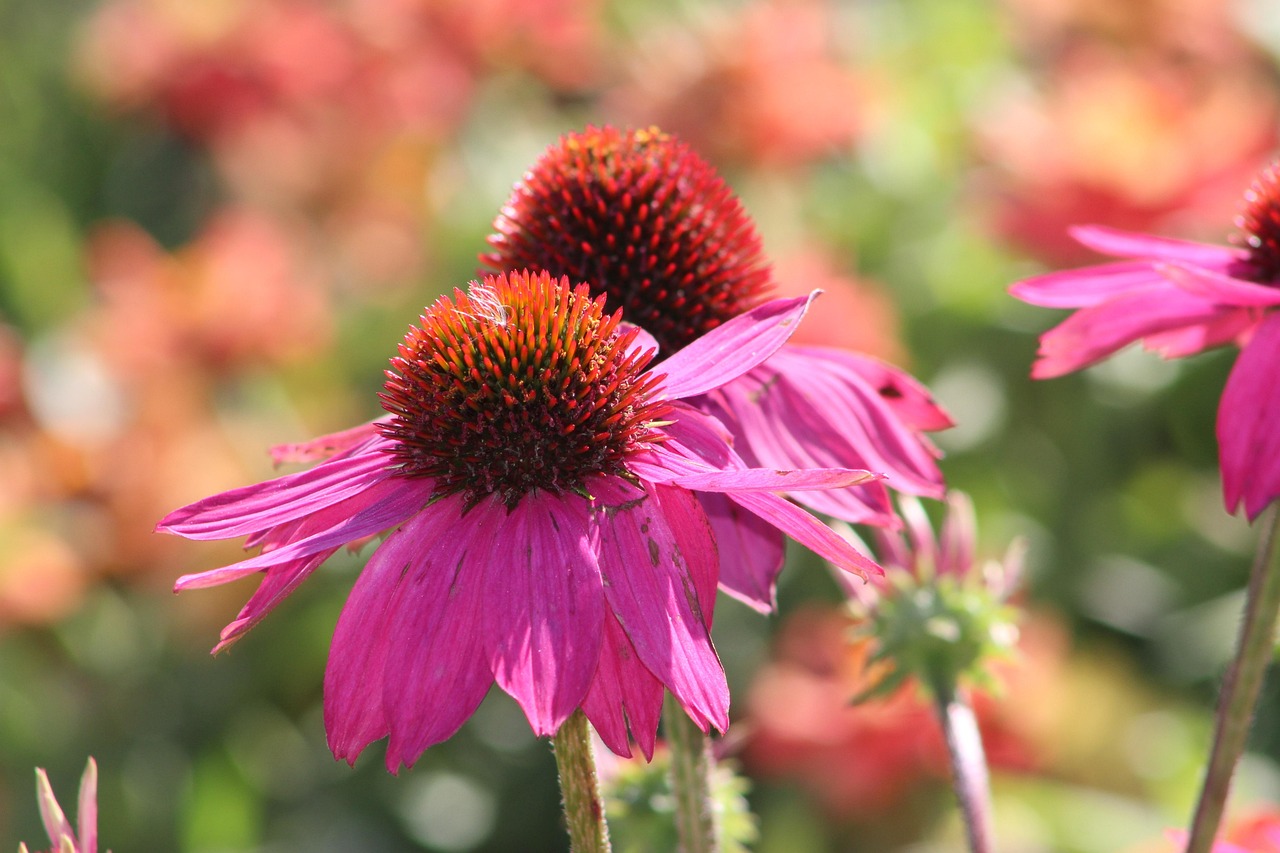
[664,698,718,853]
[1186,504,1280,853]
[932,681,994,853]
[552,710,612,853]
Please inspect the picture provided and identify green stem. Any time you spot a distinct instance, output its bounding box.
[664,697,719,853]
[551,710,612,853]
[932,680,994,853]
[1186,504,1280,853]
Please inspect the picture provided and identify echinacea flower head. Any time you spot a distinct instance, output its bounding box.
[159,270,882,770]
[483,126,952,611]
[20,758,99,853]
[835,493,1023,697]
[482,125,772,354]
[1010,157,1280,520]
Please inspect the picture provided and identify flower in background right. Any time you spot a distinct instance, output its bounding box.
[1009,158,1280,520]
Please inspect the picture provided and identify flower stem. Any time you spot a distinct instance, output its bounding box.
[1186,504,1280,853]
[551,709,612,853]
[932,680,994,853]
[664,698,719,853]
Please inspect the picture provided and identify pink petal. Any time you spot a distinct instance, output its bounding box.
[1011,261,1174,308]
[699,492,784,613]
[78,758,97,853]
[35,768,73,849]
[1219,312,1280,520]
[482,494,605,736]
[174,477,429,588]
[1159,262,1280,307]
[595,482,729,733]
[580,614,665,760]
[655,293,815,400]
[158,439,395,540]
[665,465,880,492]
[1142,309,1258,358]
[1070,224,1244,266]
[270,422,384,465]
[731,347,945,500]
[211,550,333,652]
[324,496,493,770]
[1032,287,1228,378]
[820,349,954,431]
[726,489,882,580]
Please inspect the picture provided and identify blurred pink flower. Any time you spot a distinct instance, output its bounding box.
[20,757,100,853]
[1010,159,1280,519]
[159,271,880,769]
[483,126,950,610]
[1151,808,1280,852]
[605,0,862,170]
[977,33,1279,264]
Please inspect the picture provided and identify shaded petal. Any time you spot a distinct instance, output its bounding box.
[483,494,605,736]
[720,347,946,505]
[211,550,333,652]
[1071,224,1244,266]
[1142,309,1258,358]
[580,614,665,760]
[1010,261,1174,308]
[1032,288,1230,378]
[818,349,954,431]
[595,482,729,732]
[158,439,395,540]
[175,476,429,589]
[656,293,815,400]
[1219,312,1280,520]
[1159,262,1280,307]
[726,490,882,580]
[270,422,385,465]
[699,492,784,613]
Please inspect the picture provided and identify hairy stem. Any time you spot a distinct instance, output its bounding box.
[664,698,718,853]
[1186,504,1280,853]
[552,710,612,853]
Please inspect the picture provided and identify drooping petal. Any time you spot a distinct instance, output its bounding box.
[1010,261,1175,308]
[655,293,815,400]
[1219,312,1280,520]
[1031,287,1229,377]
[595,481,729,733]
[158,439,395,540]
[1160,262,1280,308]
[324,496,493,771]
[1070,225,1245,267]
[580,613,665,760]
[699,491,784,613]
[77,758,97,853]
[482,493,605,736]
[174,476,429,588]
[211,550,334,652]
[726,489,883,580]
[663,465,880,493]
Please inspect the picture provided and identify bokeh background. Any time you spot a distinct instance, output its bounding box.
[4,0,1280,850]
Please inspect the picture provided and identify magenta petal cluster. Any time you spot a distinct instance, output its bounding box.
[1010,217,1280,520]
[22,758,99,853]
[158,271,882,770]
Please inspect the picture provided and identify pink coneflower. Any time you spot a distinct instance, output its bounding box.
[20,758,100,853]
[159,270,880,769]
[482,126,951,612]
[1009,158,1280,520]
